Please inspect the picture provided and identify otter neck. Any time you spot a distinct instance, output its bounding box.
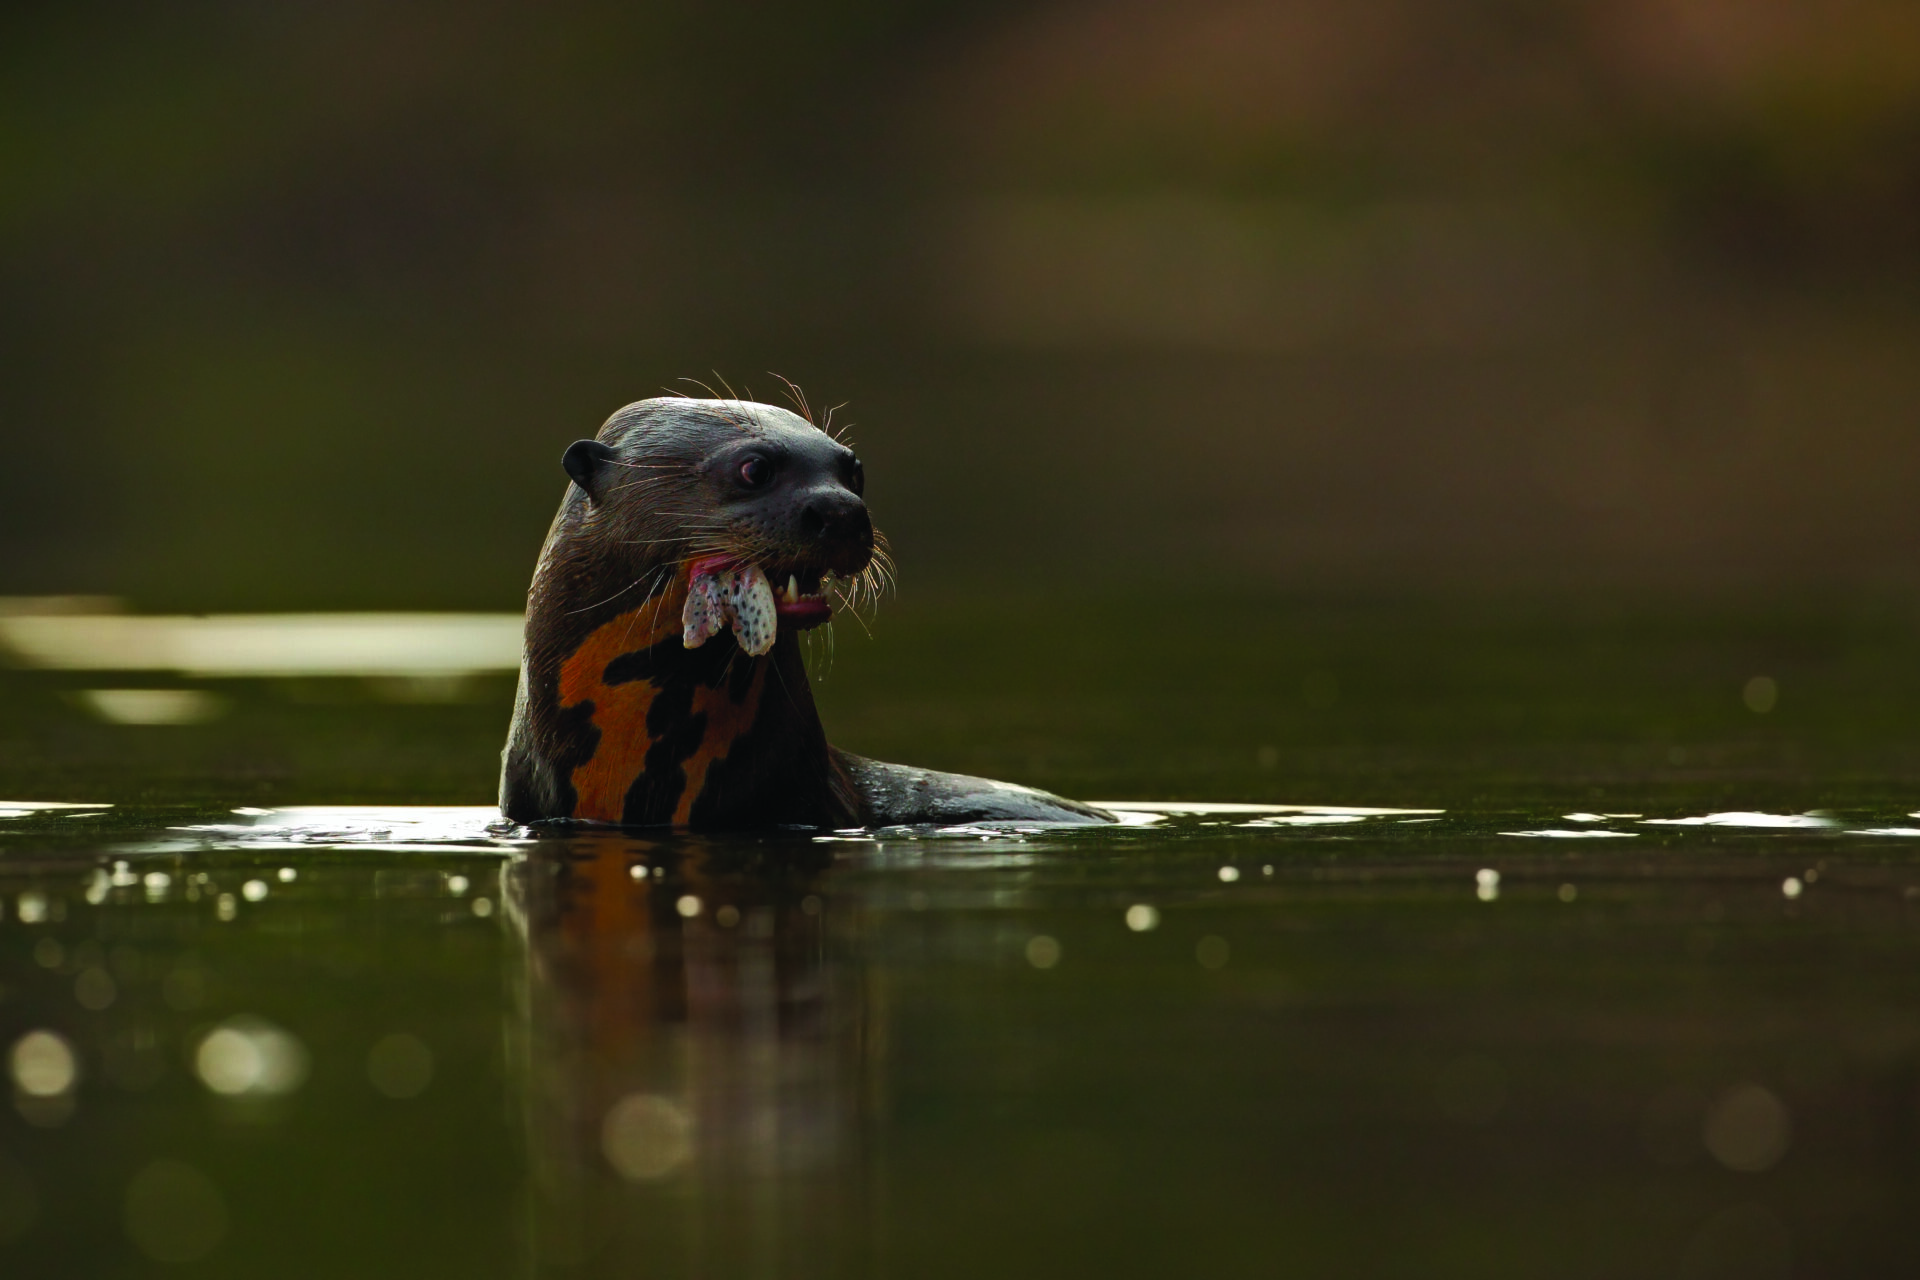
[524,554,851,828]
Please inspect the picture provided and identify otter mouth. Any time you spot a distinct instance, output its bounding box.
[767,567,833,628]
[681,555,833,657]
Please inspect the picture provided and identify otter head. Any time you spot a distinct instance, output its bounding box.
[558,397,883,655]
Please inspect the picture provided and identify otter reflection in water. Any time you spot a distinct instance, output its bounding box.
[506,837,878,1274]
[501,395,1110,830]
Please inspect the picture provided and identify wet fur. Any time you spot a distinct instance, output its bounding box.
[501,397,1111,830]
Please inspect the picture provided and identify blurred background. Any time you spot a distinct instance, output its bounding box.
[3,0,1918,611]
[3,0,1920,812]
[8,13,1920,1276]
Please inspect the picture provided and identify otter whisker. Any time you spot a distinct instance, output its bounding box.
[802,620,837,680]
[675,378,752,431]
[605,482,687,497]
[770,372,815,425]
[563,566,666,616]
[822,401,850,441]
[606,470,698,485]
[616,536,708,550]
[826,583,874,639]
[634,564,674,622]
[615,517,732,537]
[603,564,677,648]
[764,639,815,717]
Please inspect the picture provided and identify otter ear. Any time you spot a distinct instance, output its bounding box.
[562,439,618,502]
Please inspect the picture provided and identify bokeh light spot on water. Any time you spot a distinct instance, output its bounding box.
[10,1030,78,1097]
[1026,935,1062,969]
[124,1160,228,1263]
[75,967,117,1011]
[1125,904,1159,932]
[367,1033,434,1100]
[276,867,296,883]
[1434,1055,1507,1124]
[715,904,740,928]
[1475,869,1500,901]
[215,893,237,921]
[446,875,469,896]
[241,880,268,902]
[1218,866,1240,883]
[676,895,702,919]
[1557,884,1578,902]
[1703,1084,1792,1173]
[194,1019,308,1097]
[471,896,494,918]
[601,1094,694,1181]
[16,892,46,924]
[1743,676,1779,714]
[627,863,646,880]
[1781,877,1803,899]
[1196,936,1230,970]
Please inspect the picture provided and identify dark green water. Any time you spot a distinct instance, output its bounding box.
[3,597,1920,1278]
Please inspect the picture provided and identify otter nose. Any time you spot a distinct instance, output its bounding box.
[799,491,873,568]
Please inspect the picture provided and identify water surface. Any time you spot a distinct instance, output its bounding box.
[3,598,1919,1277]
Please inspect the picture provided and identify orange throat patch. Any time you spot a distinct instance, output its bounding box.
[556,579,773,825]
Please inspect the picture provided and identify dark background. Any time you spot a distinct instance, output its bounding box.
[3,0,1918,611]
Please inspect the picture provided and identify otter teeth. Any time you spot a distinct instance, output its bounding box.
[681,563,777,657]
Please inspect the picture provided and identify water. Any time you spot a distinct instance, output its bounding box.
[3,597,1920,1277]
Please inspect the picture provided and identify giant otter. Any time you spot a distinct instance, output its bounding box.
[500,396,1113,829]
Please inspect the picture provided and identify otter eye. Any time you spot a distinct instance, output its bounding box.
[848,458,865,496]
[738,456,772,488]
